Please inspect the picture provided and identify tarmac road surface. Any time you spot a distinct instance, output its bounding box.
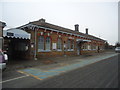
[1,54,119,88]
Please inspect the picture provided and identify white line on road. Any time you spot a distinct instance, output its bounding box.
[0,75,29,84]
[105,73,118,88]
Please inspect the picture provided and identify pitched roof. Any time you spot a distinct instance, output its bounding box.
[29,19,85,35]
[23,19,105,41]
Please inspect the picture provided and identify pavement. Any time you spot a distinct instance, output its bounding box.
[30,55,118,88]
[5,50,117,72]
[2,51,119,88]
[16,51,117,80]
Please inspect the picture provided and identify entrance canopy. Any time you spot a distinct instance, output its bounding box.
[76,39,91,42]
[3,28,31,39]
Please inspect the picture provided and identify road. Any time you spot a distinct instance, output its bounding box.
[1,54,119,88]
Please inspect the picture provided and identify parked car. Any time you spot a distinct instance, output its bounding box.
[115,47,120,53]
[0,50,8,71]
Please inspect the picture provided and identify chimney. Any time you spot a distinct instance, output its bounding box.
[39,18,45,23]
[86,28,88,34]
[74,24,79,32]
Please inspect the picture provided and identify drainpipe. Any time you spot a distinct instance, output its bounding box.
[34,27,37,60]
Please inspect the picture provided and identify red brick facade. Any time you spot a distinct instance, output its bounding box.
[19,19,106,59]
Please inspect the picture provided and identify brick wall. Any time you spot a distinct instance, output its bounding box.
[25,28,105,59]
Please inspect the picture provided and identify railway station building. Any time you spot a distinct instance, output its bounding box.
[3,18,106,60]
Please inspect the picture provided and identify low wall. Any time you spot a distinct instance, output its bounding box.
[36,50,105,58]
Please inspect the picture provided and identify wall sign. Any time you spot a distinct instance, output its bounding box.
[64,44,66,48]
[41,32,43,35]
[7,32,14,36]
[31,43,34,48]
[52,43,56,50]
[48,33,50,36]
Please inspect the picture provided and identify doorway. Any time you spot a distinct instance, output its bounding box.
[77,42,81,55]
[4,38,30,60]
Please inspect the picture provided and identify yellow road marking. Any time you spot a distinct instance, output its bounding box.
[17,71,28,75]
[17,71,43,80]
[30,74,43,80]
[17,71,25,73]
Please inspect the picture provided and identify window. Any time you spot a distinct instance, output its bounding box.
[87,45,91,50]
[93,44,96,50]
[57,38,62,50]
[38,36,44,51]
[38,36,51,52]
[67,39,74,51]
[100,46,104,50]
[45,37,51,50]
[82,43,88,50]
[71,40,74,50]
[91,44,93,50]
[102,46,105,50]
[68,39,71,50]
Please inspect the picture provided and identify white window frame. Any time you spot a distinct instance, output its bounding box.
[87,45,91,50]
[38,36,44,52]
[67,39,71,51]
[57,38,62,51]
[45,37,51,51]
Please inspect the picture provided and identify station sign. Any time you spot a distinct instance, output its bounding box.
[7,32,14,36]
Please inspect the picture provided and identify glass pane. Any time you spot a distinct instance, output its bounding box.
[58,38,62,50]
[38,36,44,50]
[45,37,50,50]
[68,40,71,49]
[71,40,74,49]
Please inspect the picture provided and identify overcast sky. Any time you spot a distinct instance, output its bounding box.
[0,0,118,45]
